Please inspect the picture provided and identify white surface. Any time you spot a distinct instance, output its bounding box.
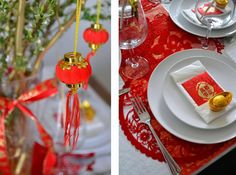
[148,49,236,144]
[225,40,236,63]
[164,60,236,128]
[119,128,170,175]
[169,0,236,38]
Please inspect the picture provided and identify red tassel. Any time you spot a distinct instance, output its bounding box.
[64,91,80,150]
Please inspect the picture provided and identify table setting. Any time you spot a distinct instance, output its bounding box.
[119,0,236,174]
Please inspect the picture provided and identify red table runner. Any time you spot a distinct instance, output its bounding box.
[119,1,236,175]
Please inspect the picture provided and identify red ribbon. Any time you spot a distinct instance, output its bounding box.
[31,143,95,175]
[0,79,58,175]
[86,51,95,63]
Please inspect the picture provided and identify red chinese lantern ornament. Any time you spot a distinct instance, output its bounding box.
[56,52,92,149]
[83,23,109,52]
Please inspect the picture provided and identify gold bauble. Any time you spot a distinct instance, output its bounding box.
[209,92,233,112]
[212,95,228,107]
[81,100,96,122]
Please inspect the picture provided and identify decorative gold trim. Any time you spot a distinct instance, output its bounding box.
[59,52,88,70]
[64,52,83,64]
[209,92,232,112]
[89,43,101,52]
[91,23,102,30]
[67,83,83,94]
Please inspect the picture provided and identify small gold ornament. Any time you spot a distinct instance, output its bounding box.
[209,92,233,112]
[215,0,228,8]
[81,100,96,122]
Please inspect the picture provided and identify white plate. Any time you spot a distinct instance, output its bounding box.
[163,58,236,129]
[181,1,236,30]
[148,49,236,144]
[169,0,236,38]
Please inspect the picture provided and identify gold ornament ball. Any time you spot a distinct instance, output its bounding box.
[209,92,233,112]
[212,95,228,107]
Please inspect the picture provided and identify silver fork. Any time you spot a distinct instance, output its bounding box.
[131,96,181,175]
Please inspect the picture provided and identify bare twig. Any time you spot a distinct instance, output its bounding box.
[9,0,26,81]
[15,0,26,57]
[33,11,76,72]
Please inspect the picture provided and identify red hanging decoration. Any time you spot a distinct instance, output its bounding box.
[83,24,109,52]
[56,52,92,149]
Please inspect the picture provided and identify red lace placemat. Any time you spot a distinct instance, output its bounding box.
[119,1,236,175]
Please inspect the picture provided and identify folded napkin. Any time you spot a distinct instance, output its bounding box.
[171,60,236,123]
[182,2,231,27]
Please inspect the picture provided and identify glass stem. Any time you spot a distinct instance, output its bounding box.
[128,48,139,68]
[202,22,213,49]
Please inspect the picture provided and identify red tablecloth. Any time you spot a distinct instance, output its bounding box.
[119,1,236,175]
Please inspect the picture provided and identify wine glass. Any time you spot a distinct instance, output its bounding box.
[195,0,235,49]
[119,0,150,79]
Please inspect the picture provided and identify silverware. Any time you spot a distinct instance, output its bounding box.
[131,96,181,175]
[119,88,130,96]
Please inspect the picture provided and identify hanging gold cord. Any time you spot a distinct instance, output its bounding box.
[96,0,102,24]
[74,0,82,55]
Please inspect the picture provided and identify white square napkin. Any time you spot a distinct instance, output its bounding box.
[182,5,231,27]
[171,60,235,123]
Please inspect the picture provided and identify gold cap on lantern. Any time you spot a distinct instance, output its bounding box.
[208,92,232,112]
[66,83,83,93]
[64,52,83,64]
[89,43,101,52]
[91,23,103,30]
[59,52,88,70]
[215,0,229,8]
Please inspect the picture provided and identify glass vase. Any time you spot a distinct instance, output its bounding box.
[0,71,41,175]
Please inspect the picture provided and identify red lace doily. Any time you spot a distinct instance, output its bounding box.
[119,1,236,175]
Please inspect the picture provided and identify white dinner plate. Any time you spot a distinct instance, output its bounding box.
[169,0,236,38]
[163,58,236,129]
[148,49,236,144]
[181,1,236,30]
